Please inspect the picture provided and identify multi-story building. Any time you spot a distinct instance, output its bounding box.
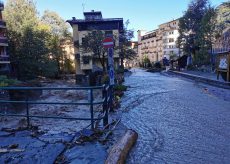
[137,30,160,63]
[160,19,180,59]
[138,19,180,64]
[67,11,123,80]
[0,1,10,74]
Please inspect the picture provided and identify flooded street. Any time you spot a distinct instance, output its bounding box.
[120,68,230,163]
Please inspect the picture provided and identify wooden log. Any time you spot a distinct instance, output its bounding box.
[105,129,138,164]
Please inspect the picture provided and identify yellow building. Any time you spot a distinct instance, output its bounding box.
[67,11,123,81]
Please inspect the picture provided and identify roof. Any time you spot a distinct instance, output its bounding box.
[67,18,123,25]
[83,11,102,15]
[159,18,180,26]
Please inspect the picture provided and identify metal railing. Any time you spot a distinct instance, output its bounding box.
[0,85,113,130]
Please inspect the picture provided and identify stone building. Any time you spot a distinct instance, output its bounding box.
[67,11,123,82]
[137,30,159,63]
[0,2,10,75]
[137,19,180,64]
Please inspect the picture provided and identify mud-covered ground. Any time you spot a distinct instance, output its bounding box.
[120,68,230,164]
[0,79,106,163]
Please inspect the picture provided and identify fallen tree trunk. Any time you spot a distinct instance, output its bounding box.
[105,129,138,164]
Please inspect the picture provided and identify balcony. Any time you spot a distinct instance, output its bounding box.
[0,37,8,46]
[0,20,6,28]
[0,2,4,10]
[0,55,10,63]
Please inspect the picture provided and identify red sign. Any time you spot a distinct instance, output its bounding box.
[103,37,114,48]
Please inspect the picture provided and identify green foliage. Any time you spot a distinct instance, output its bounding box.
[3,0,72,79]
[0,76,19,87]
[178,0,216,66]
[154,62,162,69]
[41,10,70,38]
[116,67,125,74]
[118,20,137,67]
[101,74,109,84]
[3,0,39,35]
[78,30,107,73]
[63,58,75,73]
[114,84,127,91]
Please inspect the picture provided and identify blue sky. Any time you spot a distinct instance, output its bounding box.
[3,0,227,39]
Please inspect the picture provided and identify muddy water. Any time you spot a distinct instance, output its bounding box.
[120,69,230,163]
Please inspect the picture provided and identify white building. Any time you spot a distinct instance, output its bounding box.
[160,19,180,60]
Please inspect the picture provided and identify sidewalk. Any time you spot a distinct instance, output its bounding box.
[182,70,226,82]
[167,70,230,89]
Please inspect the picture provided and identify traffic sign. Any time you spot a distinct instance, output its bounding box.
[108,48,114,66]
[103,37,114,48]
[109,67,114,85]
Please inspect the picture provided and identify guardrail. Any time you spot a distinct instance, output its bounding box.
[0,85,113,130]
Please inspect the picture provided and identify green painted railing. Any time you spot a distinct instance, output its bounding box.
[0,85,112,130]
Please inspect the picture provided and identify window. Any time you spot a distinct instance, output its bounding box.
[81,37,86,45]
[105,30,113,37]
[82,56,90,64]
[169,38,174,43]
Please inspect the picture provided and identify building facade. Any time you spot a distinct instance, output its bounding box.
[0,2,10,74]
[137,30,160,63]
[159,19,180,60]
[67,11,123,78]
[138,19,180,64]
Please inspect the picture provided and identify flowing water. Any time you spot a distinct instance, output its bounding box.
[120,68,230,163]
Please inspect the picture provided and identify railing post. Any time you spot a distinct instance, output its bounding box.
[90,88,94,130]
[109,85,114,112]
[103,85,108,127]
[26,95,30,128]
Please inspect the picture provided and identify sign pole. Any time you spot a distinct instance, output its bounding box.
[103,37,115,111]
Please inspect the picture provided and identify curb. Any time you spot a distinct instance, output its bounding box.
[168,70,230,89]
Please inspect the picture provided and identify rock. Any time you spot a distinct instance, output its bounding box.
[8,144,19,149]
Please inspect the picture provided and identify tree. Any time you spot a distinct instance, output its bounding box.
[18,28,58,79]
[41,10,72,74]
[4,0,58,79]
[41,10,70,38]
[47,35,64,75]
[215,2,230,37]
[177,0,215,65]
[196,6,216,64]
[77,31,107,73]
[118,20,137,68]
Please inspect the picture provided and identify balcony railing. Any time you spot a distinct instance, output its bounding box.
[0,56,9,62]
[0,2,4,9]
[0,37,8,45]
[0,20,6,27]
